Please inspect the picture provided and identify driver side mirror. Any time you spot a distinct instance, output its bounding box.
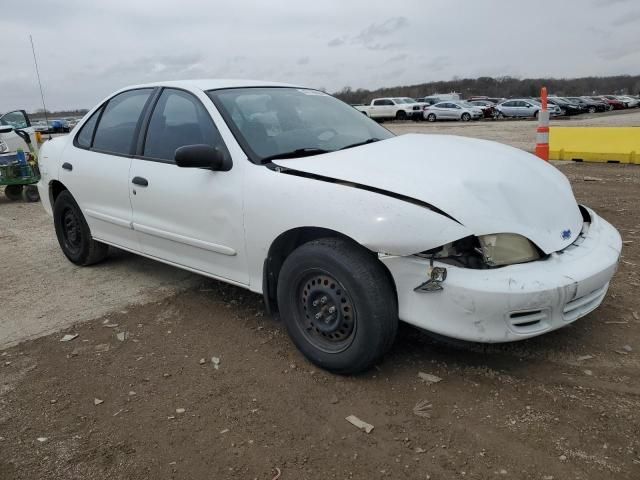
[175,144,232,171]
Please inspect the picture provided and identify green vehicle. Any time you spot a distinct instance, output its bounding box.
[0,110,40,202]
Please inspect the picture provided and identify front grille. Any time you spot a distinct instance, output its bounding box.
[508,309,549,333]
[563,284,608,322]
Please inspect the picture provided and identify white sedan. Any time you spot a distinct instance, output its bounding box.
[37,80,622,373]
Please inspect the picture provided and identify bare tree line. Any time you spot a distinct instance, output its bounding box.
[334,75,640,104]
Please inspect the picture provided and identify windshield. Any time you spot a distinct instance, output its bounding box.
[208,87,394,163]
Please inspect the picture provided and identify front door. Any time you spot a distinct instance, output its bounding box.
[129,88,248,285]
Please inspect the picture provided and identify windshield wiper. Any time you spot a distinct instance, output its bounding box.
[260,148,330,163]
[339,138,381,151]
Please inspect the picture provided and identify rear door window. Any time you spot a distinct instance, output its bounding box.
[92,89,153,155]
[75,109,102,148]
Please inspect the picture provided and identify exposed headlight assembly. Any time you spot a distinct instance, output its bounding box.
[477,233,540,267]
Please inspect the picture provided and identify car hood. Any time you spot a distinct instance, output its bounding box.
[273,134,583,254]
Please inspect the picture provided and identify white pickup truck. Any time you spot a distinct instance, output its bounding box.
[354,98,423,121]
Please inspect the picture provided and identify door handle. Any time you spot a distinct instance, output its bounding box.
[131,176,148,187]
[62,162,72,171]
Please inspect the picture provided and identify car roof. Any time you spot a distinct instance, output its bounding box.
[115,79,299,93]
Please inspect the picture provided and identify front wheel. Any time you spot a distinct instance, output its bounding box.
[588,106,596,114]
[461,113,471,122]
[53,190,109,266]
[4,185,23,201]
[277,238,398,374]
[395,111,407,121]
[496,111,505,119]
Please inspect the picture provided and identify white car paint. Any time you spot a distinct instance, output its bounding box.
[37,79,622,345]
[354,98,418,120]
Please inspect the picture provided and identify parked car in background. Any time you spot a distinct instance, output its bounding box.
[415,96,441,106]
[36,79,622,373]
[567,97,607,113]
[354,98,420,121]
[617,96,639,108]
[468,100,497,118]
[544,97,582,115]
[424,101,483,122]
[495,99,560,118]
[469,96,505,104]
[47,119,71,133]
[596,96,626,110]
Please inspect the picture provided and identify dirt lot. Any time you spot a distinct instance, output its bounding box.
[1,118,640,479]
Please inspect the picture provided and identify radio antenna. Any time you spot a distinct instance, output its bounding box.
[29,35,51,138]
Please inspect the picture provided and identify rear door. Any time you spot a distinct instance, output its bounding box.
[129,88,248,284]
[59,88,154,250]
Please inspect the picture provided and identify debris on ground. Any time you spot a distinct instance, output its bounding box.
[413,400,433,418]
[59,334,78,342]
[36,437,48,442]
[345,415,374,433]
[116,332,129,342]
[211,356,220,369]
[583,176,603,182]
[622,345,633,352]
[94,398,104,405]
[576,354,594,362]
[176,408,186,414]
[583,370,593,376]
[271,467,282,480]
[94,344,110,353]
[199,358,206,365]
[418,372,442,384]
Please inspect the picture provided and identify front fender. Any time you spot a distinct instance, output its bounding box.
[244,165,472,291]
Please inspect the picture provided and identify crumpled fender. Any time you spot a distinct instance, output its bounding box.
[243,165,472,290]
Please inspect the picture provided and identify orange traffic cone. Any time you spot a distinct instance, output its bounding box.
[535,87,550,161]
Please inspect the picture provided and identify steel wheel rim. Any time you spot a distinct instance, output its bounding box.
[296,269,357,353]
[61,207,82,255]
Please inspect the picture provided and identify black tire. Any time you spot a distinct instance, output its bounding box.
[588,106,596,114]
[426,113,437,122]
[24,185,40,202]
[461,113,471,122]
[277,238,398,374]
[533,110,539,120]
[395,111,407,121]
[53,190,109,266]
[4,185,23,201]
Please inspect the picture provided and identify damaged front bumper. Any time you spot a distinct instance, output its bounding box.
[380,207,622,342]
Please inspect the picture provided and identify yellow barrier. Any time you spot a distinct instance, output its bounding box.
[549,127,640,164]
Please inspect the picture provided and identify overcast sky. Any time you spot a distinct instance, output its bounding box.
[1,0,638,111]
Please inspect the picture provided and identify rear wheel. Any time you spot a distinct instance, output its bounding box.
[24,185,40,202]
[426,113,437,122]
[53,190,109,266]
[277,238,398,374]
[4,185,23,201]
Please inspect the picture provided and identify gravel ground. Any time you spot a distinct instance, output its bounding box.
[1,115,639,479]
